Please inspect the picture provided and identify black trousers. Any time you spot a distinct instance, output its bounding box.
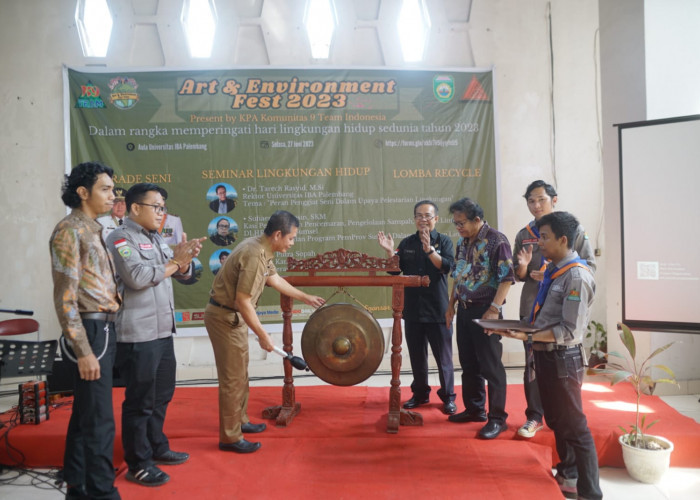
[62,319,120,500]
[455,304,508,423]
[116,336,176,471]
[535,348,602,500]
[519,316,544,423]
[404,321,456,403]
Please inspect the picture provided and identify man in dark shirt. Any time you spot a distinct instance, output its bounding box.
[446,197,514,439]
[378,200,456,414]
[210,218,236,246]
[209,184,236,213]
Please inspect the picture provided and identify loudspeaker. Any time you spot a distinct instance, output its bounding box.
[46,358,126,391]
[46,358,73,393]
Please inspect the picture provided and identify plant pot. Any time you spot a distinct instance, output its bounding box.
[588,353,606,369]
[619,434,674,484]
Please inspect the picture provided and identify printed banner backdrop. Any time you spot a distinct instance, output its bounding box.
[66,67,497,329]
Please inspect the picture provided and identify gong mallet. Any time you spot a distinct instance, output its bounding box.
[272,346,309,371]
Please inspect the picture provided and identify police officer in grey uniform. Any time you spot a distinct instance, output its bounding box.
[106,183,205,487]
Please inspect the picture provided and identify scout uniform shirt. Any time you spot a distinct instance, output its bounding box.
[531,251,595,346]
[513,221,596,318]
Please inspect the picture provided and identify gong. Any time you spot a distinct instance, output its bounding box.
[301,303,385,386]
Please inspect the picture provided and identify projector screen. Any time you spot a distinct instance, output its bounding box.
[618,114,700,333]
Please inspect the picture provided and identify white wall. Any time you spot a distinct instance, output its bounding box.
[0,0,624,382]
[645,0,700,120]
[599,0,700,392]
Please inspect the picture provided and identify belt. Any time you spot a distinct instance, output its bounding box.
[209,298,236,312]
[80,312,117,322]
[458,299,490,309]
[532,343,582,352]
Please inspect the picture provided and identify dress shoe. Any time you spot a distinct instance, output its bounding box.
[241,422,267,433]
[442,401,457,415]
[447,410,487,423]
[153,449,190,465]
[478,420,508,439]
[219,439,261,454]
[402,396,430,409]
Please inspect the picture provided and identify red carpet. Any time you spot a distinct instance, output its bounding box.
[2,383,699,498]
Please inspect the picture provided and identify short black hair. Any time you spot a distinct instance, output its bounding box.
[524,180,557,200]
[449,197,484,221]
[264,210,300,236]
[536,211,579,249]
[125,183,168,213]
[217,218,230,228]
[414,200,438,216]
[61,161,114,208]
[215,184,226,193]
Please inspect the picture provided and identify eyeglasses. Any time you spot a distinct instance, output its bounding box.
[414,214,435,221]
[136,203,167,215]
[452,220,468,229]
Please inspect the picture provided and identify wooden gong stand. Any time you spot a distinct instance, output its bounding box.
[262,248,429,433]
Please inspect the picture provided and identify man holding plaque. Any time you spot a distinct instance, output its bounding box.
[488,211,601,500]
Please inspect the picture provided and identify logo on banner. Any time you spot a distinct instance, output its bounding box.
[460,76,490,102]
[108,76,140,110]
[433,75,454,103]
[75,81,106,109]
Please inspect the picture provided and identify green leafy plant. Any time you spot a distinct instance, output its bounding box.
[590,323,677,449]
[586,320,607,356]
[586,320,608,369]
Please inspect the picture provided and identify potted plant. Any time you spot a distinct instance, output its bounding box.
[585,320,607,369]
[590,322,677,484]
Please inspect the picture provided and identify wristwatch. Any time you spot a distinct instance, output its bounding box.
[426,247,435,255]
[489,302,502,313]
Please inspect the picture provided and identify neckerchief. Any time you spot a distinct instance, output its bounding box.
[529,257,590,324]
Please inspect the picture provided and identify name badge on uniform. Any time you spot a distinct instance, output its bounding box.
[139,243,153,250]
[523,238,539,245]
[551,284,564,292]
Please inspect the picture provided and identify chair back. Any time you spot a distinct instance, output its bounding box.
[0,318,40,337]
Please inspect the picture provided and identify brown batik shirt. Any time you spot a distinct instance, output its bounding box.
[50,209,120,358]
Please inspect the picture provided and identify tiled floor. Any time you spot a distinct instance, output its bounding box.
[1,368,699,499]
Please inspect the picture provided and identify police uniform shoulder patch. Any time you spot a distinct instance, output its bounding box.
[566,290,581,301]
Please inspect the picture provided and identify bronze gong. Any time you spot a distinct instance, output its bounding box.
[301,303,385,386]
